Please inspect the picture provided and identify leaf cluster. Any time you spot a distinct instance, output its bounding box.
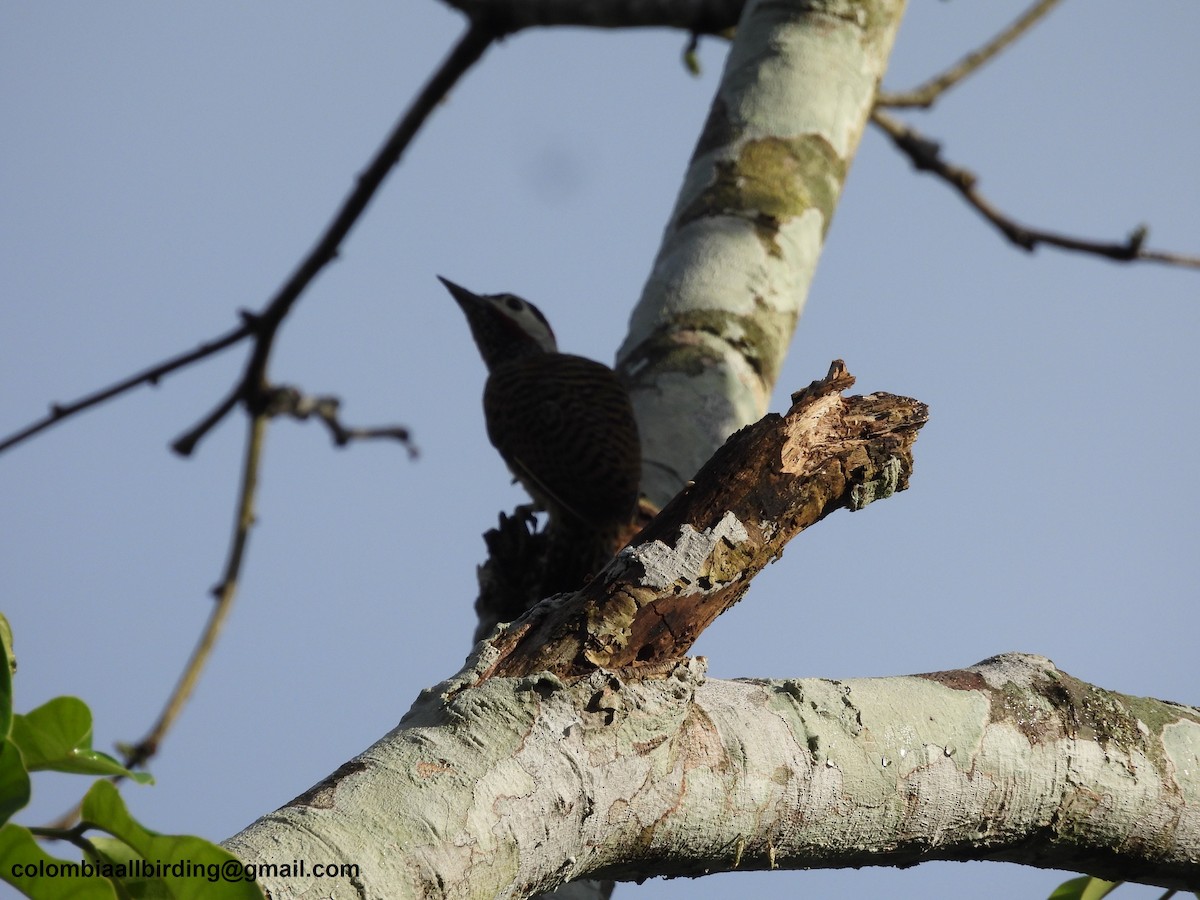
[0,616,262,900]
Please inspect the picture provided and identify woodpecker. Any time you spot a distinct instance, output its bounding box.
[440,276,641,595]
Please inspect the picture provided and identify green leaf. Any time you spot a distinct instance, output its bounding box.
[66,751,154,783]
[0,613,14,740]
[0,737,32,825]
[10,698,151,782]
[1048,875,1121,900]
[81,781,263,900]
[0,614,13,666]
[0,822,119,900]
[0,619,32,827]
[11,697,93,769]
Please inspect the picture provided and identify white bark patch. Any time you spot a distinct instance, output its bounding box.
[632,368,762,508]
[1163,719,1200,806]
[624,511,750,589]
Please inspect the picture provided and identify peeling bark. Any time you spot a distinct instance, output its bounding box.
[481,361,927,679]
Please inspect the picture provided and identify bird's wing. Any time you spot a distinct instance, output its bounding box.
[483,353,641,532]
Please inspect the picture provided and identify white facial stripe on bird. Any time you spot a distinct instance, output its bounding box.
[485,293,558,353]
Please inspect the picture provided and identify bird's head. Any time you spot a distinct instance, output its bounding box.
[440,276,558,369]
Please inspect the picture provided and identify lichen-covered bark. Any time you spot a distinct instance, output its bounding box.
[617,0,908,506]
[224,655,1200,897]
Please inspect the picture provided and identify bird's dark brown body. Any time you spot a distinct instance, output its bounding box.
[441,276,641,595]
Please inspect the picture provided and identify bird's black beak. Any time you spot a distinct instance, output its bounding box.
[437,275,482,311]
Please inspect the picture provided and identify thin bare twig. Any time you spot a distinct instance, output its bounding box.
[111,22,497,780]
[2,23,496,460]
[126,410,270,770]
[0,320,253,456]
[264,385,418,457]
[46,410,269,829]
[113,21,500,769]
[877,0,1065,108]
[172,21,497,456]
[34,22,500,829]
[871,109,1200,269]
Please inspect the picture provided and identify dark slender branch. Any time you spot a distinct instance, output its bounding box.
[438,0,745,33]
[872,109,1200,269]
[171,386,243,456]
[2,22,496,460]
[0,322,253,455]
[120,8,486,745]
[263,385,418,457]
[876,0,1065,109]
[870,0,1200,269]
[26,25,496,817]
[172,21,498,455]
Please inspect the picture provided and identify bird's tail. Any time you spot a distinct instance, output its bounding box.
[541,519,625,597]
[541,498,656,597]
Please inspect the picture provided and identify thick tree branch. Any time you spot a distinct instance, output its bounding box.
[480,361,927,680]
[616,0,908,505]
[225,655,1200,897]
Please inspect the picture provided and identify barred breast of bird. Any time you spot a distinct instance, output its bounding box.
[483,352,640,536]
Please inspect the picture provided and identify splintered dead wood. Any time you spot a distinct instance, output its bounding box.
[483,361,929,680]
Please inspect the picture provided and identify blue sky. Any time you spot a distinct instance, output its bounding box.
[2,3,1197,898]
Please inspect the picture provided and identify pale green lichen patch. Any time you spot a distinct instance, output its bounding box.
[1096,691,1200,779]
[675,135,846,255]
[739,136,845,227]
[661,309,787,383]
[848,456,903,510]
[625,330,725,379]
[698,525,756,586]
[925,661,1197,786]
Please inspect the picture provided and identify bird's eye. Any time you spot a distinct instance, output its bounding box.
[504,295,524,312]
